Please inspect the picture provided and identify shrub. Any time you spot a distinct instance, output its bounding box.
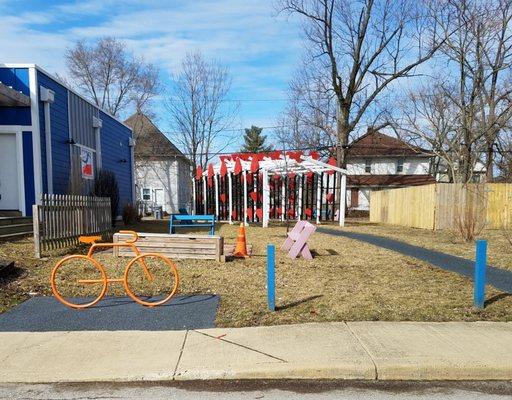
[453,184,487,242]
[92,170,119,226]
[122,203,141,225]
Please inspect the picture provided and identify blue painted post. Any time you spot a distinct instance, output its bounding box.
[267,244,276,311]
[474,240,487,309]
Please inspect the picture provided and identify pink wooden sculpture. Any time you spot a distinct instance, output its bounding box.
[281,220,316,260]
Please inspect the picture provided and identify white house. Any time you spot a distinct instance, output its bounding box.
[345,130,435,212]
[125,113,192,215]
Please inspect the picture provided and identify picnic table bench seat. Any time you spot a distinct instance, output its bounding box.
[287,230,302,241]
[113,232,224,261]
[282,220,316,260]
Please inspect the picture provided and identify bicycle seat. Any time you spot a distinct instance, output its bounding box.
[79,235,102,244]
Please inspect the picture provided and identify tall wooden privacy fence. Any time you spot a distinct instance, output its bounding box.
[33,194,112,258]
[370,183,512,230]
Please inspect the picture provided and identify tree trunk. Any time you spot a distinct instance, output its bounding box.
[485,136,496,182]
[462,144,472,183]
[335,105,350,222]
[485,148,493,182]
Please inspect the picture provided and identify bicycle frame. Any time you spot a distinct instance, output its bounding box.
[79,230,153,284]
[51,230,180,309]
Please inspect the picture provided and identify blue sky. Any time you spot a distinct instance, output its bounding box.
[0,0,303,152]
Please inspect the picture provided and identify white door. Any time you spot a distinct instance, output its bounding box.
[0,134,19,210]
[154,188,165,206]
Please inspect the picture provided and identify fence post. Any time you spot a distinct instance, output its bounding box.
[33,205,41,258]
[267,244,275,311]
[474,239,487,309]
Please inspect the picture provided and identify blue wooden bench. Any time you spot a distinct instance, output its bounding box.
[178,208,192,224]
[169,214,215,235]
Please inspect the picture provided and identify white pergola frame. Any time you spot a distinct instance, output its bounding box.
[192,154,348,227]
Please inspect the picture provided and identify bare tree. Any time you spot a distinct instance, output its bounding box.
[393,0,512,183]
[277,63,337,154]
[278,0,443,169]
[429,0,512,182]
[393,83,481,183]
[166,52,237,170]
[65,37,159,117]
[475,1,512,181]
[496,130,512,180]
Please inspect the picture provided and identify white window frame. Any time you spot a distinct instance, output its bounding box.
[396,158,404,174]
[364,158,372,173]
[142,188,151,201]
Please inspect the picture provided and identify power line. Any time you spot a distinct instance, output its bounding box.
[160,123,323,135]
[165,97,335,103]
[166,144,335,158]
[166,98,292,103]
[162,142,512,158]
[160,120,385,135]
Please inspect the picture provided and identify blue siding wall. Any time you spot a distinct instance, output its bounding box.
[22,132,35,216]
[0,68,31,126]
[37,71,70,194]
[100,111,133,214]
[0,66,133,217]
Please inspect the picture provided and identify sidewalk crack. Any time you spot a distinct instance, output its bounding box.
[345,322,378,380]
[193,330,287,363]
[172,330,189,380]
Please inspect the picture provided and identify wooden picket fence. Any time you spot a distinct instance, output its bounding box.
[33,194,112,258]
[370,183,512,230]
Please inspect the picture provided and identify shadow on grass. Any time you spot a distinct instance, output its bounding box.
[485,293,512,307]
[311,249,340,258]
[0,266,26,286]
[277,295,323,311]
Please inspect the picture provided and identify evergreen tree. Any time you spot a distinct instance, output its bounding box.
[241,126,273,153]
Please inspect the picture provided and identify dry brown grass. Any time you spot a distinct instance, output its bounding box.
[342,220,512,271]
[0,220,511,326]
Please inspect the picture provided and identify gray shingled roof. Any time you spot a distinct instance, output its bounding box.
[124,113,189,161]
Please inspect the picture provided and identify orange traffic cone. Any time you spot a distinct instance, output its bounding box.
[233,223,249,258]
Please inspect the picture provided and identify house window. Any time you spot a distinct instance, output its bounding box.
[142,188,151,201]
[471,174,481,183]
[397,159,404,173]
[365,159,372,173]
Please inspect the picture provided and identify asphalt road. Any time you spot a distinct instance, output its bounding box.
[1,381,511,399]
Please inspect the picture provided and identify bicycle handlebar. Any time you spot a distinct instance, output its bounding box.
[119,230,139,243]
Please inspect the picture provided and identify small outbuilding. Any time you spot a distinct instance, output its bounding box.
[0,64,135,216]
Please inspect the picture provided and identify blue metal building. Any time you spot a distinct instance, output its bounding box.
[0,64,135,217]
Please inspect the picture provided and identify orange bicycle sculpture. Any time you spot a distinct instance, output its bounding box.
[50,231,179,309]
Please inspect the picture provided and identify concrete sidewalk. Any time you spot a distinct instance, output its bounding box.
[1,322,511,383]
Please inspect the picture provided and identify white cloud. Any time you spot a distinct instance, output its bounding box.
[0,0,303,137]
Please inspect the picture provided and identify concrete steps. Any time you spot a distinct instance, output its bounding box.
[0,217,32,242]
[0,210,22,218]
[0,217,31,226]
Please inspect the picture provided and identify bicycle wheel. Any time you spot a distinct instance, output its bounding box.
[51,255,107,309]
[123,253,179,307]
